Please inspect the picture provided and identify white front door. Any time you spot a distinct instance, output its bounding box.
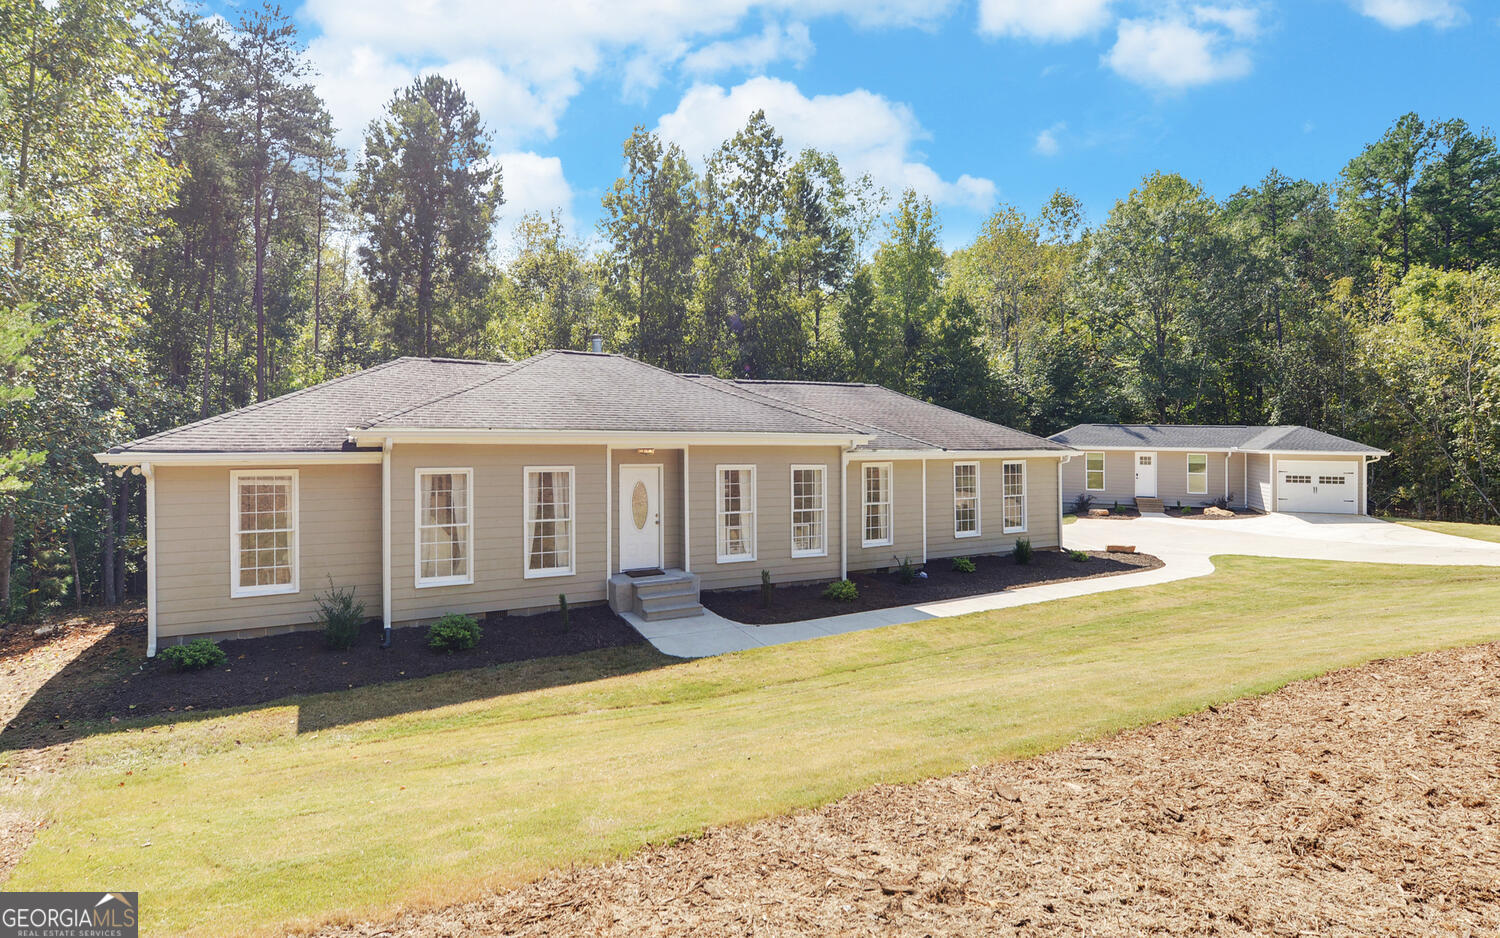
[1134,452,1157,498]
[1277,460,1359,514]
[619,464,662,571]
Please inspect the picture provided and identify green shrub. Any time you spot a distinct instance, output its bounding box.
[316,580,365,650]
[1068,549,1090,563]
[896,555,918,584]
[760,569,774,608]
[159,638,226,672]
[1013,538,1033,565]
[558,594,570,633]
[1070,492,1095,515]
[1111,500,1124,515]
[822,579,858,602]
[951,556,976,574]
[427,613,482,653]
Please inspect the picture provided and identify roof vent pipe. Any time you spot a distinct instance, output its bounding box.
[588,333,603,354]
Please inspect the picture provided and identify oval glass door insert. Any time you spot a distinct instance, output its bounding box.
[631,480,649,529]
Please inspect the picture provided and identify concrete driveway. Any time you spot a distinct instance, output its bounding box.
[1067,512,1500,567]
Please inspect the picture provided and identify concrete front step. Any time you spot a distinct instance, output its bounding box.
[637,598,706,621]
[608,568,705,621]
[1134,497,1165,513]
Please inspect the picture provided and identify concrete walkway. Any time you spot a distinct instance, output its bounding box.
[627,513,1500,658]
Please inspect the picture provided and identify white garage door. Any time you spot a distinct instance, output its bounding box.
[1277,460,1359,514]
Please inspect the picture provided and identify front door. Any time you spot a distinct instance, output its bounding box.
[1134,452,1158,498]
[619,464,662,572]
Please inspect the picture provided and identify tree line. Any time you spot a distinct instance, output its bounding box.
[2,0,1497,620]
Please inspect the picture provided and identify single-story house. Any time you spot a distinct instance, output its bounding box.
[1048,424,1389,515]
[98,349,1074,655]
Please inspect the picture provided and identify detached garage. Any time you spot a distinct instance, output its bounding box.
[1050,424,1389,516]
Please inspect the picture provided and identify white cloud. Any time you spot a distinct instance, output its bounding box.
[493,151,578,255]
[976,0,1114,40]
[681,21,814,74]
[656,76,995,212]
[1034,122,1066,156]
[1104,10,1256,89]
[301,0,956,157]
[1350,0,1465,28]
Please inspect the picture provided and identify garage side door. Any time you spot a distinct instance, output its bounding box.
[1276,460,1359,514]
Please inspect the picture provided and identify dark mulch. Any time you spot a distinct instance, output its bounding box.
[1,604,643,744]
[1075,509,1141,520]
[702,549,1163,625]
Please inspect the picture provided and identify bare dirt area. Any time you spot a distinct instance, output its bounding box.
[312,642,1500,938]
[703,549,1162,624]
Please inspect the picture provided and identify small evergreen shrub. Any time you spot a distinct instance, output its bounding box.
[427,613,482,653]
[897,555,918,584]
[823,579,858,602]
[316,580,365,650]
[760,569,774,608]
[159,638,226,672]
[1070,492,1095,515]
[951,556,976,574]
[1068,549,1090,562]
[558,594,570,633]
[1013,538,1033,564]
[1111,500,1124,515]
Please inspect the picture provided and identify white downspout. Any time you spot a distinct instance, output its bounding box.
[682,446,691,573]
[605,445,613,586]
[142,462,157,657]
[1223,452,1229,504]
[381,438,392,645]
[1057,454,1073,549]
[920,457,928,566]
[839,446,851,580]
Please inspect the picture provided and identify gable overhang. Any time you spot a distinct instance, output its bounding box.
[95,450,384,467]
[1239,448,1389,457]
[346,428,875,449]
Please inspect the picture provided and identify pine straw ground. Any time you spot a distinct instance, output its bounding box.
[310,643,1500,938]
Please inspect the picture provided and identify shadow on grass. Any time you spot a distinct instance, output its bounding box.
[1,612,677,751]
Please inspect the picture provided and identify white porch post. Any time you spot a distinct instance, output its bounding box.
[604,445,613,587]
[839,447,851,580]
[1223,452,1229,503]
[381,438,392,637]
[682,446,691,573]
[142,462,157,657]
[920,458,928,565]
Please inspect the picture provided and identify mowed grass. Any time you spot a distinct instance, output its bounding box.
[1386,516,1500,544]
[6,556,1500,936]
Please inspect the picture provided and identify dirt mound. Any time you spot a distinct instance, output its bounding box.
[310,642,1500,937]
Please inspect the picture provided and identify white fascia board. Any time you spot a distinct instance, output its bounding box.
[95,450,384,467]
[1061,445,1239,454]
[1240,449,1390,457]
[347,428,873,448]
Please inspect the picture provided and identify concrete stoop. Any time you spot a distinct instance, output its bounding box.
[608,569,704,621]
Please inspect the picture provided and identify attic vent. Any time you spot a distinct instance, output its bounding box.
[589,333,603,354]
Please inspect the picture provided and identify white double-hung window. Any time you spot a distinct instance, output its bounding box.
[230,470,298,597]
[1002,461,1027,534]
[954,461,980,538]
[790,465,827,557]
[525,467,574,577]
[1085,452,1106,491]
[1186,453,1209,495]
[416,469,473,587]
[716,465,756,562]
[862,462,893,547]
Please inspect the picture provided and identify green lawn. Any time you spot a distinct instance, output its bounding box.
[5,556,1500,937]
[1385,516,1500,544]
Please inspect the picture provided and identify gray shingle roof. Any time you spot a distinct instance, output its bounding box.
[359,351,862,436]
[109,358,516,454]
[1048,424,1386,455]
[722,380,1072,452]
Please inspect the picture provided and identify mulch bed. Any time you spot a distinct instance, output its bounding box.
[1078,509,1141,520]
[310,641,1500,938]
[701,549,1163,625]
[0,604,642,743]
[1170,508,1262,521]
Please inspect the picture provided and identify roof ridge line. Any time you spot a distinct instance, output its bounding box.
[363,352,549,428]
[119,357,415,451]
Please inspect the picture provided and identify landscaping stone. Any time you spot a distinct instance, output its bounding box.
[1087,508,1110,517]
[1105,544,1136,553]
[1204,506,1235,518]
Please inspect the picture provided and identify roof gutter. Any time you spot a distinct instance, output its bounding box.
[95,451,383,467]
[850,448,1076,460]
[346,428,876,448]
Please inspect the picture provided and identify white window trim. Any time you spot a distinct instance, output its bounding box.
[229,469,300,598]
[861,461,894,548]
[523,465,576,579]
[1186,453,1209,496]
[953,461,980,539]
[415,467,475,588]
[1002,460,1027,535]
[789,464,828,559]
[716,465,757,563]
[1085,452,1106,492]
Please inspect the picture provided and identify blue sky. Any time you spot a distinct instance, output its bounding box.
[252,0,1497,249]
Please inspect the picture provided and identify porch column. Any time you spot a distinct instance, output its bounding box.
[604,445,613,588]
[142,462,157,657]
[682,446,691,573]
[381,438,391,638]
[839,448,851,579]
[920,458,928,565]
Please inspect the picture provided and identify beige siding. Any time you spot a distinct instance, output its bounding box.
[1059,450,1136,509]
[1061,449,1237,509]
[1154,450,1231,509]
[154,464,382,640]
[686,445,845,590]
[1247,453,1273,511]
[1231,452,1248,507]
[609,449,684,572]
[845,458,925,572]
[925,457,1062,559]
[389,443,608,623]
